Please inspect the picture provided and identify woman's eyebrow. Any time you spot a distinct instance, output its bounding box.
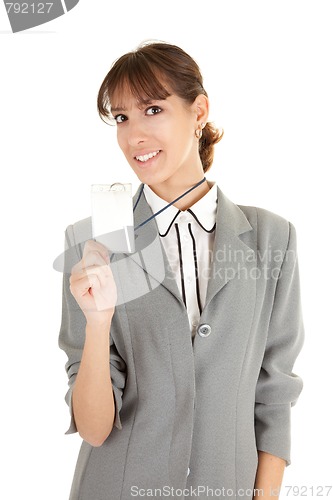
[111,99,164,114]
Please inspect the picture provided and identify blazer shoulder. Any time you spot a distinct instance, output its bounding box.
[65,216,92,247]
[237,203,293,251]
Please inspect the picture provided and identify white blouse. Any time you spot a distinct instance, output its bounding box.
[143,181,218,338]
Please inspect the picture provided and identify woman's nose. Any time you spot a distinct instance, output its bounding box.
[126,119,148,146]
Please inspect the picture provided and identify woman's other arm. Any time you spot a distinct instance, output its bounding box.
[253,451,286,499]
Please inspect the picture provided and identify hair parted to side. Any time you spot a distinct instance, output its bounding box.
[97,41,224,173]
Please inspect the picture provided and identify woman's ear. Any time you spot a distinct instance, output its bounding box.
[194,94,209,125]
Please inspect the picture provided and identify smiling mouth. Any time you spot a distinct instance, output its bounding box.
[135,150,161,162]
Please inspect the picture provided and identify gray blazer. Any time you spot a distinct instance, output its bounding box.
[59,183,304,500]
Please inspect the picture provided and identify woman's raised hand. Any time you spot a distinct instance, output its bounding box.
[69,240,117,326]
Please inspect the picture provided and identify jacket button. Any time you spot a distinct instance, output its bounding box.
[187,467,190,476]
[197,324,211,337]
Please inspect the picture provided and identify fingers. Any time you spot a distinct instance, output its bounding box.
[71,240,110,274]
[69,274,96,298]
[70,264,112,291]
[70,240,114,294]
[83,240,110,265]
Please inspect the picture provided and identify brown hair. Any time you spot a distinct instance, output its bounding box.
[97,41,224,173]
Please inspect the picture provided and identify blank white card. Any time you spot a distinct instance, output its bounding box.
[91,183,135,253]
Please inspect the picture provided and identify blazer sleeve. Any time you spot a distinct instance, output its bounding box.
[58,224,127,434]
[254,221,304,466]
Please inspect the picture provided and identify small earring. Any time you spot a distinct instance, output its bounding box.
[195,122,206,139]
[195,127,203,139]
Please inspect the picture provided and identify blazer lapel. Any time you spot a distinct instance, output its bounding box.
[129,184,184,304]
[204,186,255,309]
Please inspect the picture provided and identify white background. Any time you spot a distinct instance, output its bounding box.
[1,1,332,498]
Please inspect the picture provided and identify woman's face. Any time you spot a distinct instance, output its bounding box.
[111,89,207,187]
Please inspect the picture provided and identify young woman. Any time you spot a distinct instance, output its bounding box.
[59,42,304,500]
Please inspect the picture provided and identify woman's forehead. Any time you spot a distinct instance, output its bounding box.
[111,87,144,108]
[110,76,172,110]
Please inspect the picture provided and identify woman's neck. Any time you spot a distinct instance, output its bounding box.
[148,178,212,211]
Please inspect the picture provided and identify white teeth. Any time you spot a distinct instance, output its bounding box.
[135,150,160,162]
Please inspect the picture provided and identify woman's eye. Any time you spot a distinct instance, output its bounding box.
[114,114,127,124]
[146,106,162,116]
